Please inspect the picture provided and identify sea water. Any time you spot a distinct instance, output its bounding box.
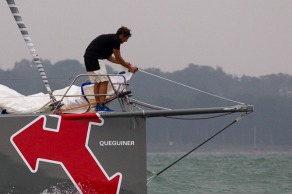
[11,152,292,194]
[146,152,292,194]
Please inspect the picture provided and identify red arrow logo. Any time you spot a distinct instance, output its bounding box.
[10,113,122,194]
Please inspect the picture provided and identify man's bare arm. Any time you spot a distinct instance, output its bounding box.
[108,49,138,73]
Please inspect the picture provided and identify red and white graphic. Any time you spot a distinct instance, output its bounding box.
[10,113,122,194]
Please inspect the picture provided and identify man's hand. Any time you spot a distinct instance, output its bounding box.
[129,65,138,73]
[126,62,138,73]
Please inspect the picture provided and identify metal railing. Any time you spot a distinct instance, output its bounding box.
[51,74,129,114]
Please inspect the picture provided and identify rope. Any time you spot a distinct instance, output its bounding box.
[147,113,248,185]
[130,98,234,120]
[139,69,245,105]
[6,0,56,102]
[129,98,171,110]
[57,94,119,113]
[165,112,233,120]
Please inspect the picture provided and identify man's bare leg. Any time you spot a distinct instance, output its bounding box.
[98,81,108,104]
[94,82,100,104]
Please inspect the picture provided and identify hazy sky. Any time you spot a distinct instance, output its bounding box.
[0,0,291,76]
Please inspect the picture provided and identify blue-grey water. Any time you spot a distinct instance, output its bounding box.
[147,152,292,194]
[26,152,292,194]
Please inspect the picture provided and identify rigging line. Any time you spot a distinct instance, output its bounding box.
[130,98,171,110]
[147,112,249,185]
[131,98,234,120]
[139,69,245,105]
[6,0,56,102]
[165,112,233,120]
[130,98,234,120]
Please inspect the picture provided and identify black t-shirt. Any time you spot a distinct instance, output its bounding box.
[84,34,121,59]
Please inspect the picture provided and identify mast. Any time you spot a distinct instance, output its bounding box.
[6,0,57,103]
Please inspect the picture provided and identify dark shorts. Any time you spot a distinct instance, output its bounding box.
[84,57,100,72]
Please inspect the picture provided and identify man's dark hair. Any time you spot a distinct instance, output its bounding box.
[116,26,132,37]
